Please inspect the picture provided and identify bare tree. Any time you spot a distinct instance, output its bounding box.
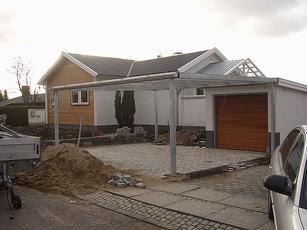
[8,56,39,104]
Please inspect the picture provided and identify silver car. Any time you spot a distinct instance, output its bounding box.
[264,126,307,229]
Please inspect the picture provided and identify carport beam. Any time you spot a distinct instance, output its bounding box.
[54,91,59,145]
[154,90,159,142]
[169,84,177,175]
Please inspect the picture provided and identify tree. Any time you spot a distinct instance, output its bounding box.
[121,91,135,129]
[0,91,3,101]
[3,90,8,100]
[114,91,123,127]
[8,56,40,104]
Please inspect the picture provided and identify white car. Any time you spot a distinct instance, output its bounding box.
[264,126,307,229]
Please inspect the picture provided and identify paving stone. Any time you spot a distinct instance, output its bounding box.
[183,188,232,202]
[255,221,275,230]
[151,183,200,194]
[133,191,186,206]
[219,195,267,213]
[110,187,152,197]
[165,199,225,218]
[87,143,264,177]
[80,191,241,230]
[206,206,269,229]
[188,165,269,199]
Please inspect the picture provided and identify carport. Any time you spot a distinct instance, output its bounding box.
[51,72,277,175]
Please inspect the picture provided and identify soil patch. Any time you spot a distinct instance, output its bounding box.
[16,144,120,196]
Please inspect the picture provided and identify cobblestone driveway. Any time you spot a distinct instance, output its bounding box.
[188,165,269,198]
[87,144,265,177]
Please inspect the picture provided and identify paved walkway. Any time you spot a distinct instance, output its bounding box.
[87,144,265,177]
[81,165,274,230]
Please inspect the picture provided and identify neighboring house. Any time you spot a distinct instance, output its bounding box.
[38,47,307,153]
[0,94,45,107]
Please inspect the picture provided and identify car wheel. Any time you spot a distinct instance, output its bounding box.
[268,192,274,221]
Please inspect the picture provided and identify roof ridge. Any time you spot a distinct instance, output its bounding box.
[133,50,208,63]
[68,53,134,62]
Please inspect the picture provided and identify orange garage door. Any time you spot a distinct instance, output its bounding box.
[215,94,268,152]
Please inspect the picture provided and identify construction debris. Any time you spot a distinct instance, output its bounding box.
[156,129,206,146]
[108,173,146,188]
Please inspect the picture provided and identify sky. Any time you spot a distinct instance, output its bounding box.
[1,0,307,97]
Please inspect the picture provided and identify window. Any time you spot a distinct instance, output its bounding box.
[280,130,300,164]
[284,135,304,182]
[71,91,89,105]
[196,88,205,95]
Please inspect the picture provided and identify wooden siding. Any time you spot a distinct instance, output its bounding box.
[215,94,268,152]
[47,59,94,126]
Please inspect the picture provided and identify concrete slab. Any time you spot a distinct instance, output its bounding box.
[206,207,269,229]
[165,199,225,218]
[220,195,267,213]
[133,191,186,207]
[150,183,200,194]
[109,188,152,197]
[182,188,232,202]
[256,221,275,230]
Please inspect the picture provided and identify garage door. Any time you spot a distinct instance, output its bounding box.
[215,94,268,152]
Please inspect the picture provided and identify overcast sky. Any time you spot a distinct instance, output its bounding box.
[1,0,307,97]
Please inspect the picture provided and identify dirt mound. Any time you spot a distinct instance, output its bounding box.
[17,144,116,195]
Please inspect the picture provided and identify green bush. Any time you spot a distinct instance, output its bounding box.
[0,106,43,126]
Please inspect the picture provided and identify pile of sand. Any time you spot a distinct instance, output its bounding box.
[17,144,116,195]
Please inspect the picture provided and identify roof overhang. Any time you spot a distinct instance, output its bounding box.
[38,52,98,85]
[51,72,279,92]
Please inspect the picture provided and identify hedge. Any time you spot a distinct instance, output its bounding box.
[0,106,44,127]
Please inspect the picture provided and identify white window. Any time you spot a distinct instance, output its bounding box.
[71,90,89,105]
[196,88,205,95]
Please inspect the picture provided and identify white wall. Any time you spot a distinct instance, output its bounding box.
[134,89,206,127]
[134,90,170,125]
[179,96,206,126]
[275,86,307,143]
[28,109,46,124]
[205,85,272,131]
[94,91,118,126]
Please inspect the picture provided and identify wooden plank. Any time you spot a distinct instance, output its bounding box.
[47,59,95,126]
[215,94,268,152]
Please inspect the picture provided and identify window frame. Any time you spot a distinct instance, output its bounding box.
[71,90,89,106]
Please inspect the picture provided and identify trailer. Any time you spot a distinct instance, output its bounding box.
[0,125,41,209]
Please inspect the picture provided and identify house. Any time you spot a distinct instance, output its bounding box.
[38,48,307,153]
[0,94,45,107]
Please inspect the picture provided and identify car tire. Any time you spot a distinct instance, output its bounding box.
[268,192,274,221]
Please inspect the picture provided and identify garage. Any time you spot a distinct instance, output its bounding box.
[215,94,268,152]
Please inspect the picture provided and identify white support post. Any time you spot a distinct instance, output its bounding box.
[270,86,276,154]
[169,84,177,175]
[154,91,159,142]
[53,91,59,145]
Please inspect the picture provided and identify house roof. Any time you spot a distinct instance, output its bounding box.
[0,94,45,107]
[38,50,209,84]
[129,50,207,76]
[68,53,134,77]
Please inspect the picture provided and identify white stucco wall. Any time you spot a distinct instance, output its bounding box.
[134,89,206,127]
[134,90,170,125]
[275,86,307,143]
[94,91,117,126]
[205,85,272,131]
[179,96,206,127]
